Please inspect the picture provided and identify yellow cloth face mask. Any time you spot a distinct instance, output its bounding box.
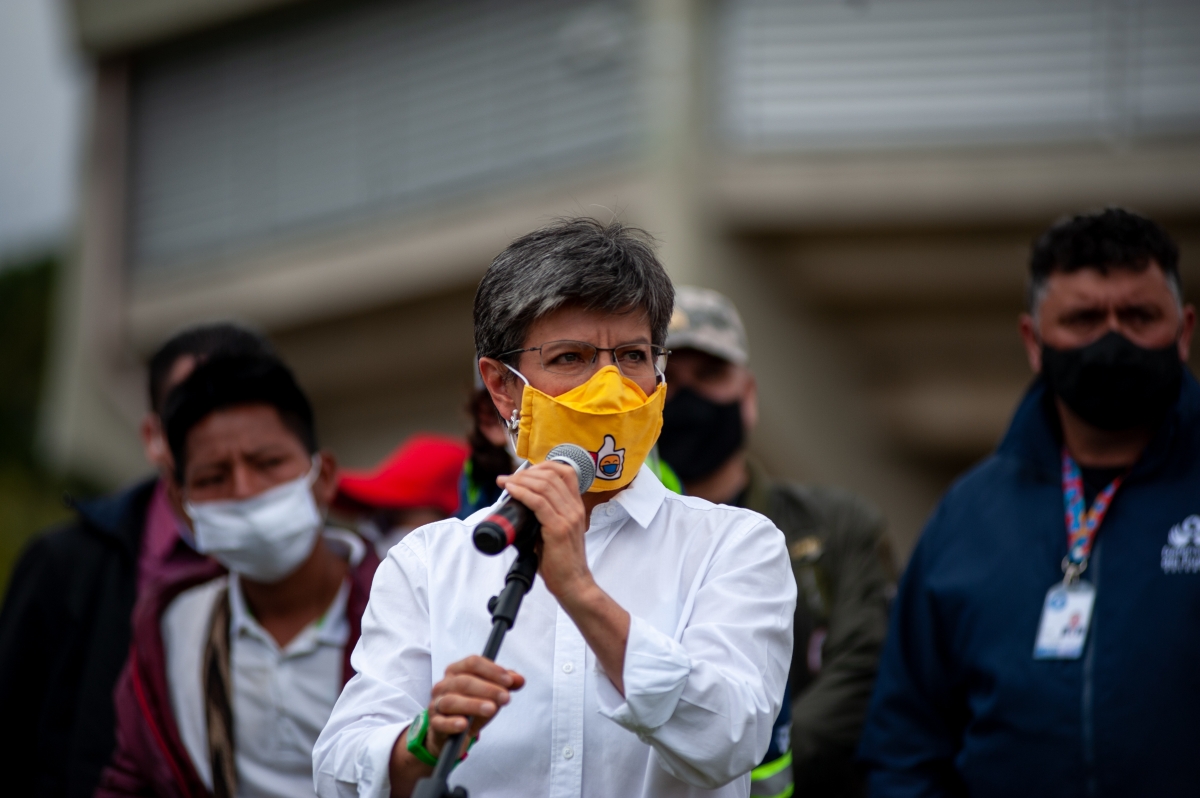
[514,366,666,492]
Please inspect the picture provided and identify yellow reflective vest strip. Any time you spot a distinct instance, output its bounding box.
[750,750,793,798]
[646,447,683,494]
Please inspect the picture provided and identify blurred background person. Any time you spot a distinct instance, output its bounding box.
[99,353,379,798]
[0,322,271,798]
[457,385,515,518]
[659,286,894,798]
[333,433,468,558]
[860,208,1199,796]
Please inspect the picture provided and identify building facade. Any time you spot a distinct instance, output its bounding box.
[45,0,1200,555]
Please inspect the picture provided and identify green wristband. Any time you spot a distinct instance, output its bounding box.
[405,709,438,767]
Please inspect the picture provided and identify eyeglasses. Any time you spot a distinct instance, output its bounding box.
[501,340,669,379]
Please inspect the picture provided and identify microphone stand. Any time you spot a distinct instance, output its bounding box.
[412,532,540,798]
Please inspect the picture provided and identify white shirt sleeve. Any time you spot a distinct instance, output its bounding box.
[594,516,796,789]
[313,541,432,798]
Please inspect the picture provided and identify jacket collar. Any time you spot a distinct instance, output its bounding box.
[72,477,159,559]
[741,458,775,517]
[997,369,1200,484]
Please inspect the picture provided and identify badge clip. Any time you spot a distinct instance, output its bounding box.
[1061,556,1088,587]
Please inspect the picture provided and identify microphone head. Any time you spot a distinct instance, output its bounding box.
[546,444,596,494]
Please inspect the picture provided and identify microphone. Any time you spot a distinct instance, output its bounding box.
[473,444,597,555]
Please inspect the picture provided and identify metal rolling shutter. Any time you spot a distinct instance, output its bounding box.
[717,0,1200,152]
[129,0,636,273]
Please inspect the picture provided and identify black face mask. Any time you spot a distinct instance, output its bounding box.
[1041,330,1183,432]
[658,387,745,483]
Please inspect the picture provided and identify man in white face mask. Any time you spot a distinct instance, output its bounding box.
[97,354,379,798]
[0,323,274,798]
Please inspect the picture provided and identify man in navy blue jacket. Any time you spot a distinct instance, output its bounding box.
[859,208,1199,797]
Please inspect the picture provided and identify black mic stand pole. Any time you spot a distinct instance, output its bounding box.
[412,531,540,798]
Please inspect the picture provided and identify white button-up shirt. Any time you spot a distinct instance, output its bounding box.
[313,466,795,798]
[163,567,351,798]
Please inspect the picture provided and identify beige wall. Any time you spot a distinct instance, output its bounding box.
[270,286,479,471]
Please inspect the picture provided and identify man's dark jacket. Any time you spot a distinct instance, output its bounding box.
[0,480,161,798]
[859,372,1200,797]
[744,463,894,797]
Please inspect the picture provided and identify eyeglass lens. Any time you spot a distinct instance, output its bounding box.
[538,340,666,378]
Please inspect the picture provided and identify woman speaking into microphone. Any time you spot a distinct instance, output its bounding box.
[313,218,796,798]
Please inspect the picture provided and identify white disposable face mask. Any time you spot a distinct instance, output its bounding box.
[185,458,324,583]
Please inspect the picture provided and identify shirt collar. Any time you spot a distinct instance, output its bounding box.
[311,579,352,646]
[607,464,667,529]
[322,527,367,567]
[227,571,351,651]
[227,573,259,641]
[740,459,773,515]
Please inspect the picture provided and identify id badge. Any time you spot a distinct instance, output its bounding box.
[1033,581,1096,660]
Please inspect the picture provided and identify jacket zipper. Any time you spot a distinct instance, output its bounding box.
[1080,540,1100,798]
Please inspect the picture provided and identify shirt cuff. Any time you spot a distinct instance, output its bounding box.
[356,721,407,798]
[596,615,691,733]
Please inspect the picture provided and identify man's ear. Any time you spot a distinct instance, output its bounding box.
[140,414,168,469]
[1019,313,1043,374]
[740,370,759,433]
[1179,303,1196,362]
[164,472,192,531]
[312,450,339,510]
[479,358,521,425]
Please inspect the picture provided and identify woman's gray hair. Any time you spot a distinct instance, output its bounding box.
[473,217,675,362]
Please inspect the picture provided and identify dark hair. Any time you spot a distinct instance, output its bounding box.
[466,387,512,485]
[162,354,316,482]
[473,217,675,362]
[148,322,275,414]
[1028,207,1182,312]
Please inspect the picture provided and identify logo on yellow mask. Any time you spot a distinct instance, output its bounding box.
[514,366,666,492]
[594,435,625,481]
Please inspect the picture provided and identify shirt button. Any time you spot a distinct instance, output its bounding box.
[562,662,574,673]
[563,745,574,759]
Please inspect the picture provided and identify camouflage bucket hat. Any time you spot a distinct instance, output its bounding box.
[665,286,749,365]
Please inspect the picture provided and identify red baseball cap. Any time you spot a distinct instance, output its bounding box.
[336,434,469,516]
